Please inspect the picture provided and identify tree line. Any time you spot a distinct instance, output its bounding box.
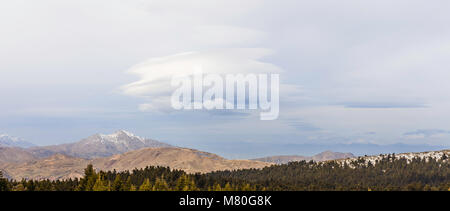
[0,154,448,191]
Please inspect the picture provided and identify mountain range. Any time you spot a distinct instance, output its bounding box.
[0,130,361,180]
[0,130,271,180]
[28,130,172,159]
[1,130,446,181]
[202,141,448,158]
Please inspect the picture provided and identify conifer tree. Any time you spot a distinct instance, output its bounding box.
[139,179,153,191]
[175,174,197,191]
[153,177,170,191]
[0,171,10,191]
[241,183,253,191]
[82,164,97,191]
[112,175,123,191]
[92,174,109,191]
[213,183,222,191]
[223,183,233,191]
[123,176,132,191]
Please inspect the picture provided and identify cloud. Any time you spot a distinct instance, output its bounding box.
[121,48,285,112]
[342,102,427,109]
[285,120,321,132]
[403,129,450,139]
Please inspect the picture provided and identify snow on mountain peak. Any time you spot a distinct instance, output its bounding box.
[115,130,139,138]
[0,133,35,148]
[95,130,146,144]
[0,134,22,142]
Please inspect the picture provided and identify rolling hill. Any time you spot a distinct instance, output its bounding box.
[0,147,271,180]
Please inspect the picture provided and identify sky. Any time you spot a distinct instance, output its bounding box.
[1,0,450,157]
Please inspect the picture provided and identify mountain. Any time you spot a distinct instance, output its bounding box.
[92,147,270,174]
[1,147,272,180]
[29,130,172,159]
[312,151,355,161]
[0,134,35,148]
[0,147,37,164]
[252,151,355,164]
[0,154,89,180]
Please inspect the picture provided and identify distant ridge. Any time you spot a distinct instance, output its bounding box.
[252,151,355,164]
[206,142,448,158]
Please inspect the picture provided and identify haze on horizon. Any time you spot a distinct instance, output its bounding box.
[1,0,450,158]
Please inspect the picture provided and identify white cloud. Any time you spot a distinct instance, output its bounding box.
[121,48,285,111]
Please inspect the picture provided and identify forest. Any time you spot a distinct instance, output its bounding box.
[0,154,448,191]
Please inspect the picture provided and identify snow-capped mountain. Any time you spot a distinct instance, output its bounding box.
[79,130,171,151]
[93,130,152,145]
[29,130,173,159]
[0,134,35,148]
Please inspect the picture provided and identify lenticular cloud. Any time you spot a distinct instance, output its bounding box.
[120,48,282,112]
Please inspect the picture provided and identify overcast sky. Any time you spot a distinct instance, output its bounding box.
[1,0,450,154]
